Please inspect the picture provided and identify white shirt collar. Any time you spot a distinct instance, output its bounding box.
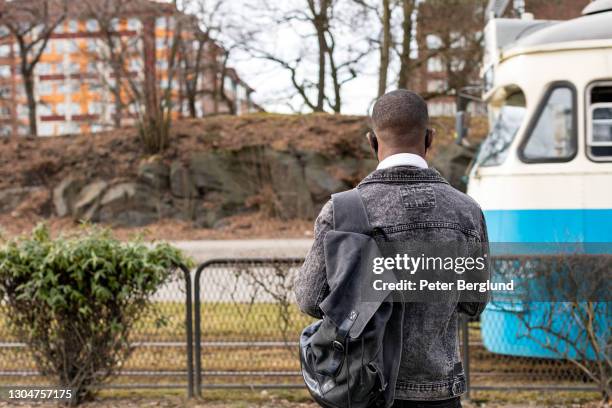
[376,153,428,170]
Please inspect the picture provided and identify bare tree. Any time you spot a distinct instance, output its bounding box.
[177,0,236,117]
[415,0,486,108]
[0,0,67,136]
[397,0,417,89]
[378,0,392,96]
[493,253,611,404]
[81,0,140,129]
[83,0,183,153]
[178,14,211,118]
[353,0,394,97]
[241,0,372,113]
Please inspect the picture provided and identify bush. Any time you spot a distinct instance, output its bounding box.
[0,225,189,405]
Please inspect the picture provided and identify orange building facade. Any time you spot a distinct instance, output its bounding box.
[0,1,256,137]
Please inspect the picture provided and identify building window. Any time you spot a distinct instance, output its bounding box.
[87,39,99,53]
[427,79,446,93]
[58,83,73,94]
[520,83,576,162]
[54,40,64,54]
[450,31,467,48]
[157,59,168,70]
[86,19,99,32]
[427,57,443,73]
[38,82,53,96]
[37,63,51,75]
[129,59,142,71]
[88,102,103,115]
[428,101,455,117]
[86,62,97,73]
[0,45,11,57]
[0,85,10,99]
[69,103,81,115]
[17,105,28,119]
[59,122,80,134]
[38,123,55,136]
[0,65,11,77]
[426,34,442,50]
[38,104,52,116]
[66,41,79,53]
[127,18,140,31]
[450,57,465,71]
[67,61,80,74]
[68,20,78,33]
[57,103,67,115]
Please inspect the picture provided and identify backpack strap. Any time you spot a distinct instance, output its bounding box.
[331,188,372,234]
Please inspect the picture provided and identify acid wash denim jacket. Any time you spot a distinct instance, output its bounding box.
[294,166,490,401]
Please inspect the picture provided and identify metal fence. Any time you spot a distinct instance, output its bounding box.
[0,264,194,396]
[0,258,602,399]
[464,312,600,394]
[193,258,307,394]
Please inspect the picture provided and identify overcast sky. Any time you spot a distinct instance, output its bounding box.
[209,0,398,116]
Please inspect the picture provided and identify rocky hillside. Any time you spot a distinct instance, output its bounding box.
[0,113,486,230]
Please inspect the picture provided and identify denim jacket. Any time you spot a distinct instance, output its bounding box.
[294,166,489,401]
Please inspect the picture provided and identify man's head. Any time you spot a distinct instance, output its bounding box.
[368,89,433,160]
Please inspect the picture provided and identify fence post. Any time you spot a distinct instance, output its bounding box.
[461,314,471,400]
[178,264,194,398]
[193,262,211,398]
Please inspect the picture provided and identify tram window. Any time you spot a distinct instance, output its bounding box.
[588,85,612,160]
[475,89,526,167]
[521,85,576,162]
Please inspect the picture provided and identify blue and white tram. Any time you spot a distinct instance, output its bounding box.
[466,1,612,358]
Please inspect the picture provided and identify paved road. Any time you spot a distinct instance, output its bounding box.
[171,239,313,263]
[153,239,314,302]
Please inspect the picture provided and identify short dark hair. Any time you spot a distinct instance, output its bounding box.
[370,89,429,144]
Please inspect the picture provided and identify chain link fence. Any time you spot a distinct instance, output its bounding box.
[0,257,605,400]
[466,306,604,394]
[0,265,193,394]
[193,258,309,393]
[192,258,604,398]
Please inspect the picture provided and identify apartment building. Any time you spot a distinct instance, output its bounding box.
[0,0,256,137]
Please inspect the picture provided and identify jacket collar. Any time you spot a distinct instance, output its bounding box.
[358,166,449,186]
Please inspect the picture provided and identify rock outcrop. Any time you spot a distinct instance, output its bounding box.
[0,145,376,227]
[0,114,483,228]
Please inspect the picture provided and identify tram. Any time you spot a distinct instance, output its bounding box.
[462,1,612,358]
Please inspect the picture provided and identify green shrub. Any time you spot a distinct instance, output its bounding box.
[0,225,189,405]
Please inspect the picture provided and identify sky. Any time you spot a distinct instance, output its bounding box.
[175,0,424,115]
[213,0,394,116]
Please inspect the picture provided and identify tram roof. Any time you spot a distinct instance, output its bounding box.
[511,8,612,49]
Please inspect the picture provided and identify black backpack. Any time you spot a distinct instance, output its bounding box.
[299,188,405,408]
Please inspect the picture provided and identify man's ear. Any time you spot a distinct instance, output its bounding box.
[425,128,435,151]
[367,131,379,159]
